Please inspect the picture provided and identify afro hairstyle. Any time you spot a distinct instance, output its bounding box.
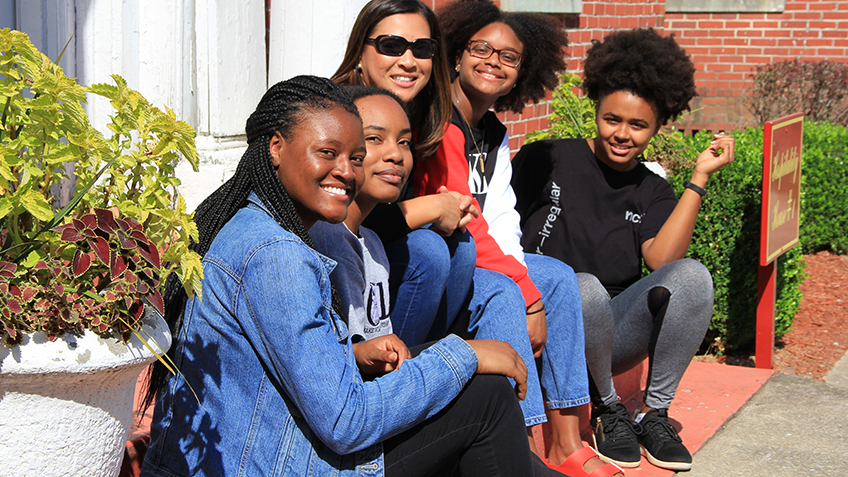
[436,0,568,113]
[583,28,697,125]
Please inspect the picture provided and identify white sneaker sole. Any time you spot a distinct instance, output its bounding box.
[592,433,641,468]
[640,445,693,471]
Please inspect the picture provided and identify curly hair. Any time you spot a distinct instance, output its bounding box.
[436,0,568,113]
[332,0,451,158]
[142,75,357,411]
[583,28,697,125]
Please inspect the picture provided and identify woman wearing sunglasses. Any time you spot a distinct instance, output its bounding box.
[333,0,480,348]
[416,2,622,477]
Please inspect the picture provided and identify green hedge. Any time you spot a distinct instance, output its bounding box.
[667,128,805,350]
[799,121,848,254]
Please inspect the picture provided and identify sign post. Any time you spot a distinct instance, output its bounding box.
[757,112,803,369]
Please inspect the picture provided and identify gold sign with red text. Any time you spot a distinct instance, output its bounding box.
[760,113,803,266]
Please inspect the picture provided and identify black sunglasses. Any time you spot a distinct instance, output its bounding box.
[366,35,438,59]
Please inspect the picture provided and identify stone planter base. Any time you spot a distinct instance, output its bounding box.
[0,309,171,477]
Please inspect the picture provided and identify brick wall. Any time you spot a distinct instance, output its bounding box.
[665,0,848,132]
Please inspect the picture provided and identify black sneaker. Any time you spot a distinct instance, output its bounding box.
[591,402,642,468]
[637,408,693,471]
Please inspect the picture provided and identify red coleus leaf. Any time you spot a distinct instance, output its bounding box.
[94,208,119,235]
[103,290,117,302]
[137,239,161,269]
[7,299,22,314]
[130,300,145,321]
[72,250,92,278]
[111,253,128,279]
[79,213,99,238]
[0,261,15,278]
[136,280,149,295]
[88,236,111,265]
[115,229,137,250]
[33,260,48,270]
[149,289,165,315]
[19,285,37,302]
[53,283,64,295]
[59,224,84,243]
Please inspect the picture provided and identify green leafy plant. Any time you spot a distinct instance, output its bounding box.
[0,29,202,346]
[525,73,596,142]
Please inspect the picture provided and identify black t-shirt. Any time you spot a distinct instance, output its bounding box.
[511,138,678,297]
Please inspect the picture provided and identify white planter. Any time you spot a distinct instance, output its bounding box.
[0,308,172,477]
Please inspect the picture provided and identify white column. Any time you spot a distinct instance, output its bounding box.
[267,0,367,85]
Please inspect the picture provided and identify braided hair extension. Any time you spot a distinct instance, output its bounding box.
[141,75,359,411]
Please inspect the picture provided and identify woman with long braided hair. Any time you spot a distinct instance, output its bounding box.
[140,76,545,477]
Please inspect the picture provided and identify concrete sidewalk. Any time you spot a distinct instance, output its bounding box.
[678,354,848,476]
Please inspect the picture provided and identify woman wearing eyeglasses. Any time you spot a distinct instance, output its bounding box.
[415,2,622,477]
[333,0,480,349]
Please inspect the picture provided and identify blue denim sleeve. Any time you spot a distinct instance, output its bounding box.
[238,238,478,455]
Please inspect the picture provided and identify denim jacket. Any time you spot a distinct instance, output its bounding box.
[141,194,478,477]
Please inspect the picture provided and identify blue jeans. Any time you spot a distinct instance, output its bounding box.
[385,228,476,345]
[468,255,589,427]
[525,254,591,411]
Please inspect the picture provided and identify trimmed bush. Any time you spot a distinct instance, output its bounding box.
[668,128,805,349]
[799,121,848,254]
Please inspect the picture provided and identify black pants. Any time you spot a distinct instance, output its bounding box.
[384,373,559,477]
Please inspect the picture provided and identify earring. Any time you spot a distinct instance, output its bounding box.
[357,62,363,71]
[455,64,460,72]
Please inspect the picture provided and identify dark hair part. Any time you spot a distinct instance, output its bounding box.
[331,0,451,158]
[345,84,410,121]
[583,28,697,125]
[437,0,568,113]
[141,75,358,411]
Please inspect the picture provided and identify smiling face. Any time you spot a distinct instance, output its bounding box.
[455,22,523,107]
[270,106,366,229]
[358,13,433,104]
[354,94,413,206]
[590,90,661,172]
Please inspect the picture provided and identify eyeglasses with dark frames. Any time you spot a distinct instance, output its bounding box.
[366,35,438,59]
[465,40,523,68]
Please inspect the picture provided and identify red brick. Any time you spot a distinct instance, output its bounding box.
[737,30,763,37]
[692,55,719,63]
[810,3,838,11]
[747,56,774,63]
[809,20,838,28]
[792,30,821,38]
[803,39,833,46]
[725,21,752,29]
[718,72,744,80]
[723,38,750,46]
[669,20,697,29]
[818,47,845,55]
[752,21,780,29]
[719,55,744,63]
[781,20,811,28]
[737,47,764,55]
[733,64,758,73]
[697,38,724,46]
[822,30,848,38]
[792,12,824,20]
[763,47,792,55]
[763,30,792,38]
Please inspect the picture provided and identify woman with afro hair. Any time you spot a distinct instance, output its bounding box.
[512,28,735,473]
[415,1,612,476]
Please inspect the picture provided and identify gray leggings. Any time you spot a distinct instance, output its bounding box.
[579,259,714,410]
